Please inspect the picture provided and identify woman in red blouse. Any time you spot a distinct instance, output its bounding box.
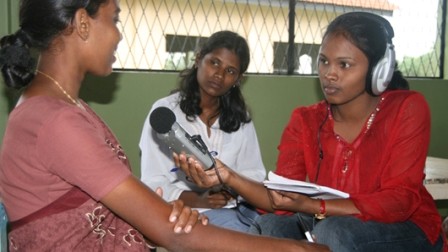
[176,12,446,251]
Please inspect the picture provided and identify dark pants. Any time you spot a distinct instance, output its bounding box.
[248,213,444,252]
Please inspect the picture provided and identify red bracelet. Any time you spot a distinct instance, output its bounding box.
[314,199,327,220]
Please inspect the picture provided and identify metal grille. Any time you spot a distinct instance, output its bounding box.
[115,0,445,78]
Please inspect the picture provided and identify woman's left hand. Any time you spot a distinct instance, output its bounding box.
[144,187,209,249]
[156,187,209,233]
[267,189,312,212]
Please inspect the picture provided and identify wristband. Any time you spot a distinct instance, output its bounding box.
[314,199,326,220]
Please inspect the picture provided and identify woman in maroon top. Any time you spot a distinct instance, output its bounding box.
[0,0,330,251]
[176,12,446,251]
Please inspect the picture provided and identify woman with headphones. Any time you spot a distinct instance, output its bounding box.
[175,12,446,251]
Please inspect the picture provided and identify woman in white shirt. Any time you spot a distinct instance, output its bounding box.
[140,31,266,232]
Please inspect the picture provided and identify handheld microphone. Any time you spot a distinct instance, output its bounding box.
[149,106,215,170]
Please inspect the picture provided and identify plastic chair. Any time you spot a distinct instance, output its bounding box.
[0,202,7,252]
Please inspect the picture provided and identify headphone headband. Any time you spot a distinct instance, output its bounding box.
[339,12,394,42]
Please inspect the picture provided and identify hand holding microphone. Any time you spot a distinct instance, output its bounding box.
[175,153,238,200]
[149,106,215,170]
[150,107,237,198]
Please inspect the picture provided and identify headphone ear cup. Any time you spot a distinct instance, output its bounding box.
[371,43,396,95]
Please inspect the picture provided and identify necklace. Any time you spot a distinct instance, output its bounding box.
[364,96,384,132]
[35,70,83,109]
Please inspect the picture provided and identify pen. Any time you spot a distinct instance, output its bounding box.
[297,214,315,243]
[170,167,179,172]
[305,231,315,243]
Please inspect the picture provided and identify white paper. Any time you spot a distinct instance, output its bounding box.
[264,171,349,199]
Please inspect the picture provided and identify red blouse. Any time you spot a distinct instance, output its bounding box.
[275,90,441,244]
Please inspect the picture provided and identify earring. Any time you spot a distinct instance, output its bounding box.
[80,15,89,42]
[81,24,88,42]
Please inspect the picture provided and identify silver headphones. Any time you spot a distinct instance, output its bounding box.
[363,12,396,95]
[370,22,396,95]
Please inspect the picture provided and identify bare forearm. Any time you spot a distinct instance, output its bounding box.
[285,197,360,217]
[325,198,360,216]
[169,225,328,252]
[225,169,275,212]
[101,176,180,246]
[300,198,360,216]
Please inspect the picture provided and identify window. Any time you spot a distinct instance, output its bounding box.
[115,0,445,78]
[164,35,207,70]
[273,42,320,74]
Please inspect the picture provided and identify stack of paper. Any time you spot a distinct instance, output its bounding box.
[264,171,349,199]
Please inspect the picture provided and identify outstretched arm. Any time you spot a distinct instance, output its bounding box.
[101,175,329,251]
[176,154,360,217]
[174,153,276,212]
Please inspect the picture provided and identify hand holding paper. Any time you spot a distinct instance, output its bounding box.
[264,171,349,200]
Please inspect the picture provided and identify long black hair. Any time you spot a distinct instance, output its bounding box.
[323,12,409,95]
[177,30,251,133]
[0,0,108,90]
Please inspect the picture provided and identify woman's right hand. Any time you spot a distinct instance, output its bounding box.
[173,153,231,188]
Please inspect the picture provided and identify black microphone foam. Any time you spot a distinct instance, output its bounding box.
[149,106,215,170]
[149,106,176,134]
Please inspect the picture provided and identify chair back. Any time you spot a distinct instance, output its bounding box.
[0,202,7,252]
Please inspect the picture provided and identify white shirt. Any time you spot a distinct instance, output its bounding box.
[139,93,266,202]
